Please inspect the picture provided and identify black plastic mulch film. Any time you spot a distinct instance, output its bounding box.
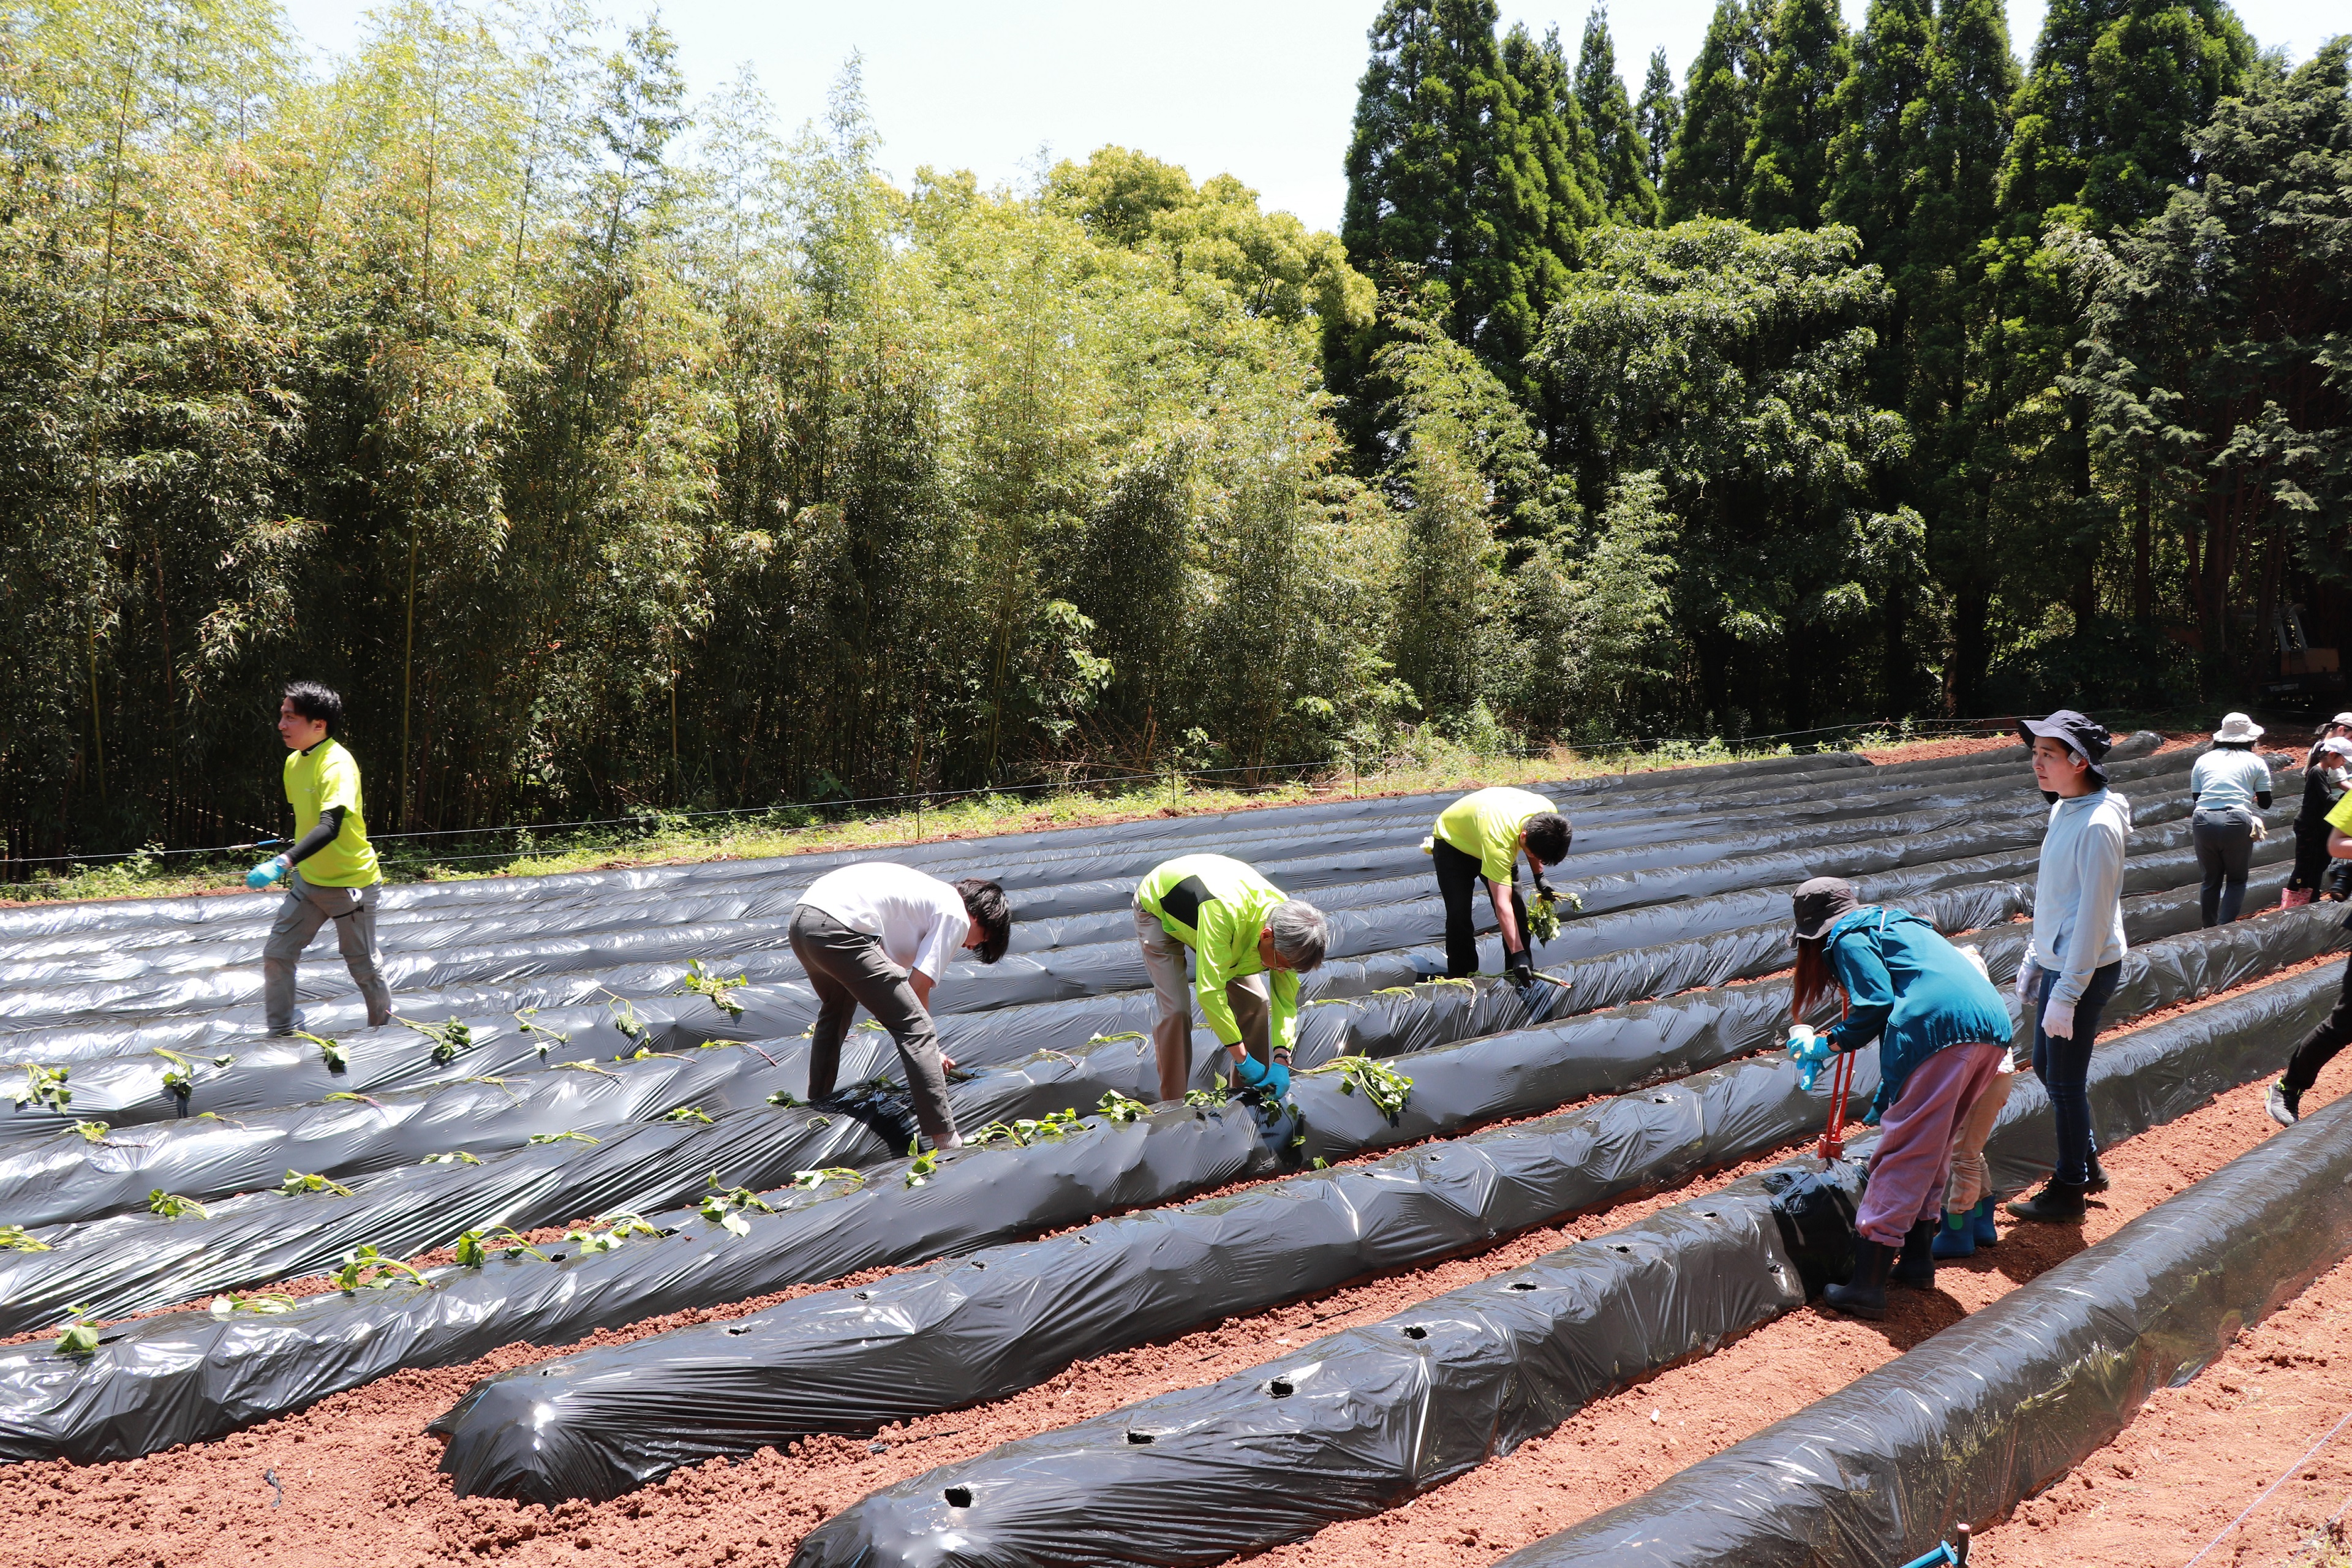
[780,957,2350,1568]
[0,739,2314,1465]
[0,740,2127,1062]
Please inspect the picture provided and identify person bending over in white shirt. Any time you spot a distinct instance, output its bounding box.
[2188,712,2276,927]
[790,862,1012,1151]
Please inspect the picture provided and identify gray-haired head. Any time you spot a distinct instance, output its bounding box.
[1267,899,1329,973]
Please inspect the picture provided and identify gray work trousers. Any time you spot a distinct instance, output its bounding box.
[1134,901,1272,1103]
[262,870,392,1033]
[788,905,959,1150]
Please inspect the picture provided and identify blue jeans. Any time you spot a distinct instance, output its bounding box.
[2033,960,2124,1186]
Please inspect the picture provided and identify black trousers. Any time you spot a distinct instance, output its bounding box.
[1433,838,1525,979]
[2193,809,2256,926]
[2288,827,2334,893]
[2285,952,2352,1095]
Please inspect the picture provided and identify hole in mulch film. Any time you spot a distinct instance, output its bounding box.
[944,1486,972,1509]
[1401,1325,1428,1340]
[1267,1379,1294,1398]
[1126,1431,1155,1446]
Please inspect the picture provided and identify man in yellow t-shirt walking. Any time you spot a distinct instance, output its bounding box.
[248,682,393,1034]
[1428,786,1573,981]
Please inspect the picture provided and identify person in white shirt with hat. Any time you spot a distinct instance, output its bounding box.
[2286,723,2352,907]
[2189,712,2275,927]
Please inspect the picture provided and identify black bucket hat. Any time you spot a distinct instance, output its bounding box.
[2015,709,2113,785]
[1792,876,1859,942]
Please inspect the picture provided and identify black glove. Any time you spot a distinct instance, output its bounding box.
[1505,949,1535,986]
[1534,875,1557,902]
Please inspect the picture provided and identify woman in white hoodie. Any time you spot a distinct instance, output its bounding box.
[2007,710,2130,1224]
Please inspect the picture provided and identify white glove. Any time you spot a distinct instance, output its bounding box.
[2015,961,2041,1006]
[2250,813,2268,842]
[2041,997,2077,1041]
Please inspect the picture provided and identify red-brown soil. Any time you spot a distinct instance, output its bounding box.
[1223,1058,2349,1568]
[2,948,2338,1568]
[1969,1268,2352,1567]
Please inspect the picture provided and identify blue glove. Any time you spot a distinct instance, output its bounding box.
[1232,1052,1268,1087]
[1785,1029,1831,1066]
[246,857,287,891]
[1261,1061,1291,1099]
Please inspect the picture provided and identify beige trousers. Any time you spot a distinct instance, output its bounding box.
[1943,1050,2018,1212]
[1134,902,1272,1102]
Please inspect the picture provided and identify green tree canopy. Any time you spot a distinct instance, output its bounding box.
[1636,48,1683,193]
[1662,0,1765,221]
[1745,0,1855,231]
[1575,6,1661,225]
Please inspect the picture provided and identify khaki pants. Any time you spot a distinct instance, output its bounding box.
[1134,902,1271,1102]
[1942,1050,2018,1213]
[262,871,391,1033]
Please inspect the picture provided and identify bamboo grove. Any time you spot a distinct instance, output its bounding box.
[1,0,2346,865]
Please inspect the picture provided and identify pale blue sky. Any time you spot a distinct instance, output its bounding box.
[288,0,2343,232]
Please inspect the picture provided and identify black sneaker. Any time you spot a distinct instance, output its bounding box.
[2269,1080,2302,1128]
[2084,1153,2110,1194]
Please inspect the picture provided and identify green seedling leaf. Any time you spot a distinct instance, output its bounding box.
[148,1189,210,1220]
[697,1180,776,1235]
[53,1305,99,1356]
[527,1129,600,1146]
[673,958,748,1018]
[398,1015,474,1065]
[1184,1085,1231,1109]
[420,1150,482,1166]
[1095,1091,1150,1126]
[663,1104,715,1125]
[1087,1030,1146,1046]
[555,1059,616,1077]
[969,1108,1085,1148]
[766,1088,804,1108]
[292,1031,348,1074]
[0,1224,52,1252]
[323,1091,381,1107]
[8,1063,72,1113]
[565,1212,663,1253]
[904,1136,940,1189]
[1302,1054,1416,1123]
[209,1291,298,1316]
[70,1120,109,1143]
[278,1169,355,1197]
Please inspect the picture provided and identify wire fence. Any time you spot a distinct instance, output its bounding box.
[1,715,2009,891]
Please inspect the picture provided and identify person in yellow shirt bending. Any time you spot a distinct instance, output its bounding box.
[1133,854,1328,1103]
[247,682,392,1035]
[1428,786,1572,982]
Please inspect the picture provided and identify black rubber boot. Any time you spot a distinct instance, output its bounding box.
[1822,1239,1897,1319]
[1893,1218,1939,1287]
[2006,1178,2088,1223]
[2085,1152,2111,1194]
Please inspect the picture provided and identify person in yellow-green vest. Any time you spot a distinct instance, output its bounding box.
[247,682,392,1035]
[1133,854,1329,1104]
[1428,786,1573,983]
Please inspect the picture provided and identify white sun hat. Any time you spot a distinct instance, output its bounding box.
[2213,712,2265,744]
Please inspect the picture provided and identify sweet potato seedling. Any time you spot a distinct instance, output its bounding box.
[698,1175,777,1235]
[527,1129,600,1145]
[970,1108,1085,1147]
[70,1120,108,1142]
[8,1062,70,1113]
[323,1091,382,1107]
[673,959,748,1018]
[1302,1054,1415,1122]
[565,1213,663,1254]
[148,1189,210,1219]
[398,1015,474,1065]
[0,1224,52,1252]
[1095,1091,1149,1125]
[904,1137,939,1188]
[329,1245,435,1294]
[602,990,648,1044]
[663,1104,715,1124]
[53,1305,99,1356]
[421,1150,483,1165]
[765,1088,805,1107]
[514,1008,571,1057]
[785,1167,865,1191]
[292,1031,348,1074]
[1184,1085,1231,1109]
[278,1169,355,1197]
[209,1291,298,1316]
[453,1225,550,1265]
